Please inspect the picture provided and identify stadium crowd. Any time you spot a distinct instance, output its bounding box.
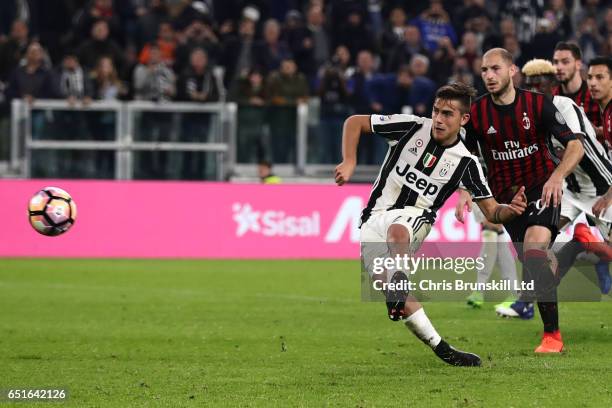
[0,0,611,172]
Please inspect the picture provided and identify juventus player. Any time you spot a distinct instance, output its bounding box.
[552,42,602,139]
[459,49,584,353]
[335,83,528,366]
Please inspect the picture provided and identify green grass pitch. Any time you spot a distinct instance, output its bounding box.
[1,259,612,407]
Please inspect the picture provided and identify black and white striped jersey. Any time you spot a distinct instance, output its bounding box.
[552,96,612,197]
[361,114,493,225]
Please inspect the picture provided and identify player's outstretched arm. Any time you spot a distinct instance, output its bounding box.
[335,115,371,186]
[477,187,527,224]
[542,139,584,207]
[454,189,473,224]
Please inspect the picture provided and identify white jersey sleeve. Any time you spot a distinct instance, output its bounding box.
[370,114,427,145]
[459,155,493,200]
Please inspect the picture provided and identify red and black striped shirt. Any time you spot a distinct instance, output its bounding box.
[603,99,612,159]
[464,88,576,203]
[552,81,601,129]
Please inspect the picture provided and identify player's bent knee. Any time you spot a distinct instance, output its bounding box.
[387,224,411,244]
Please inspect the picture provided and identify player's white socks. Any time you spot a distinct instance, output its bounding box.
[477,230,498,285]
[404,308,442,349]
[497,239,519,297]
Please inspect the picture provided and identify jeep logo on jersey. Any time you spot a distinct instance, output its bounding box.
[395,163,440,196]
[422,153,437,168]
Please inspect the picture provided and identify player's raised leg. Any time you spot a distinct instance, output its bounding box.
[385,222,481,367]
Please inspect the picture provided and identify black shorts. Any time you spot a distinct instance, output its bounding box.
[504,186,561,245]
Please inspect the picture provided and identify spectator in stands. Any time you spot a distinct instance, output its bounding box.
[503,34,527,68]
[6,42,53,104]
[600,7,612,38]
[282,10,313,77]
[482,17,516,51]
[77,20,125,73]
[177,47,219,103]
[500,0,543,44]
[447,56,474,87]
[305,5,331,78]
[453,0,489,37]
[138,21,176,66]
[254,19,291,76]
[0,20,30,82]
[385,24,429,73]
[230,68,266,106]
[5,42,53,174]
[265,57,309,163]
[573,0,605,29]
[266,58,309,106]
[335,9,375,64]
[317,64,351,163]
[575,15,604,62]
[52,52,94,176]
[430,36,457,85]
[74,0,122,45]
[411,0,458,52]
[54,52,93,103]
[369,64,436,117]
[348,50,381,164]
[547,0,573,40]
[527,14,563,61]
[409,54,430,78]
[348,50,376,115]
[133,44,175,101]
[135,0,169,47]
[177,47,219,179]
[380,7,407,68]
[457,31,481,71]
[230,68,268,163]
[368,62,437,157]
[133,43,175,179]
[222,17,257,89]
[90,56,127,101]
[175,19,220,75]
[329,45,354,78]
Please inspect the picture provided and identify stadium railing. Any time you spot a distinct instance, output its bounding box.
[7,99,380,181]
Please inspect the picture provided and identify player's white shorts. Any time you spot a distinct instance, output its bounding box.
[561,189,612,239]
[360,207,433,278]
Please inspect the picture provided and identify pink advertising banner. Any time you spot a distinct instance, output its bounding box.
[0,180,483,259]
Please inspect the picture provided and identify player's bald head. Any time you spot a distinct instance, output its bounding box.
[483,48,514,66]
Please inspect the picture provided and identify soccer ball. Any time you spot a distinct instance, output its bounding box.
[28,187,77,236]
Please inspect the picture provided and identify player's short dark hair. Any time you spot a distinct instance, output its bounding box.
[589,56,612,75]
[483,48,514,65]
[554,42,582,60]
[435,83,477,114]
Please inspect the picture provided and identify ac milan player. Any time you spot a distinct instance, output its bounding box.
[587,57,612,162]
[552,42,602,140]
[458,48,584,353]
